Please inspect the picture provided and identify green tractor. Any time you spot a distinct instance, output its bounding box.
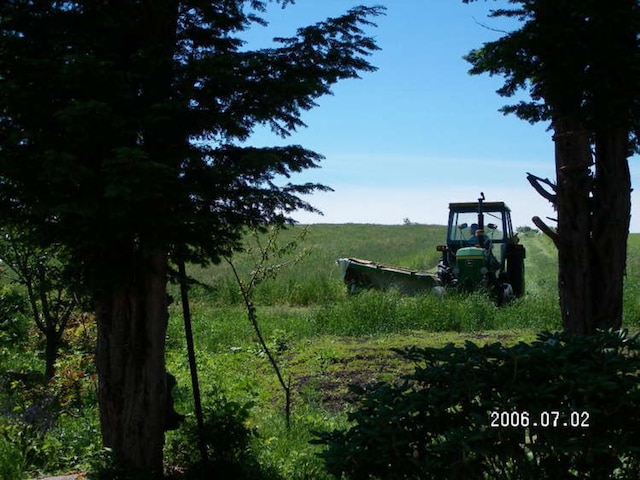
[436,193,525,303]
[337,193,525,303]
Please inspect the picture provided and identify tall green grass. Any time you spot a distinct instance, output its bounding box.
[312,289,561,336]
[184,224,446,307]
[175,227,565,343]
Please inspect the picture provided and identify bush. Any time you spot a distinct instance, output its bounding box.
[0,434,25,480]
[314,330,640,479]
[164,389,272,479]
[0,284,29,345]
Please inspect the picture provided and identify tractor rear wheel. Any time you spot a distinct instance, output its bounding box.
[506,244,526,297]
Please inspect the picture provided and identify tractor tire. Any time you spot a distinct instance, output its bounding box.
[506,244,526,297]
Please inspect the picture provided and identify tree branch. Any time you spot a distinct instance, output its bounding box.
[472,16,510,34]
[532,216,560,247]
[527,172,557,206]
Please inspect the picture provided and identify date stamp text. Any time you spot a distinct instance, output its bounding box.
[489,411,590,428]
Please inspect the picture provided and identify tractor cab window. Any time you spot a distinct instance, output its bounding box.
[449,212,478,243]
[483,211,506,242]
[449,211,506,245]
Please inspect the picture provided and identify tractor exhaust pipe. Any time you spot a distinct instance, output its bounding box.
[477,192,486,246]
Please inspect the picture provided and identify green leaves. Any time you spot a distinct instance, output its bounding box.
[0,1,384,270]
[316,329,640,479]
[465,0,640,135]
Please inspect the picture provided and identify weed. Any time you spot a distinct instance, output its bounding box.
[164,388,276,479]
[252,407,346,480]
[0,434,25,480]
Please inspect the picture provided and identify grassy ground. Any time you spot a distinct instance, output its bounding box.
[3,224,640,478]
[162,225,565,478]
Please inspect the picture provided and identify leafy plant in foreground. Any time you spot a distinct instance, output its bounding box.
[315,330,640,479]
[163,389,275,480]
[0,349,99,477]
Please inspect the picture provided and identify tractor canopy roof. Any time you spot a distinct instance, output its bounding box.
[448,201,511,213]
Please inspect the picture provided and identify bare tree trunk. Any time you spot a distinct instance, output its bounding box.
[94,247,169,475]
[553,118,594,334]
[591,128,631,331]
[534,122,631,334]
[44,330,61,382]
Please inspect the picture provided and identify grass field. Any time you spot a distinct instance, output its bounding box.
[3,223,640,478]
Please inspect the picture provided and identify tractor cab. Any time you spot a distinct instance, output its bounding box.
[446,201,513,268]
[437,193,525,300]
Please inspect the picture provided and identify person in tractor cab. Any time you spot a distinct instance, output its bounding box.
[468,224,479,246]
[469,224,493,253]
[470,223,501,271]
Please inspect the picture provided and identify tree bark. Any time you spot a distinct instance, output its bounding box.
[94,246,169,475]
[550,121,631,334]
[591,128,631,331]
[44,329,61,382]
[553,118,594,334]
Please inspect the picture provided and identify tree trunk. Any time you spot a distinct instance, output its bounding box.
[44,329,61,382]
[94,246,169,475]
[591,128,631,331]
[551,121,631,334]
[553,118,594,334]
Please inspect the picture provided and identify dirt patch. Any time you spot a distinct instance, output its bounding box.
[292,348,410,412]
[467,332,516,342]
[286,331,533,413]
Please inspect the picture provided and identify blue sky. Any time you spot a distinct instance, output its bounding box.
[244,0,640,231]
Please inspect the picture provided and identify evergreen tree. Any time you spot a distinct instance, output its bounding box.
[0,1,383,472]
[465,0,640,333]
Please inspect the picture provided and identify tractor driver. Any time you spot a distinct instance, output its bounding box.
[469,224,479,246]
[469,224,500,270]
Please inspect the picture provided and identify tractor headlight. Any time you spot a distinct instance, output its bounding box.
[453,267,460,275]
[480,267,488,274]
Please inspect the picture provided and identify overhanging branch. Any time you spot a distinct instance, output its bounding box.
[532,216,559,247]
[527,172,557,206]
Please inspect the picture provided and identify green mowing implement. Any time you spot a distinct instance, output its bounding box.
[337,193,526,304]
[336,257,439,295]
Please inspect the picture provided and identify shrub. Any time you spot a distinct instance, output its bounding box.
[0,434,25,480]
[164,389,270,479]
[314,330,640,479]
[0,349,99,478]
[0,284,29,345]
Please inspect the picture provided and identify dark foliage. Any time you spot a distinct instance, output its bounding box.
[315,330,640,479]
[463,0,640,149]
[164,390,278,480]
[0,1,384,278]
[0,1,384,470]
